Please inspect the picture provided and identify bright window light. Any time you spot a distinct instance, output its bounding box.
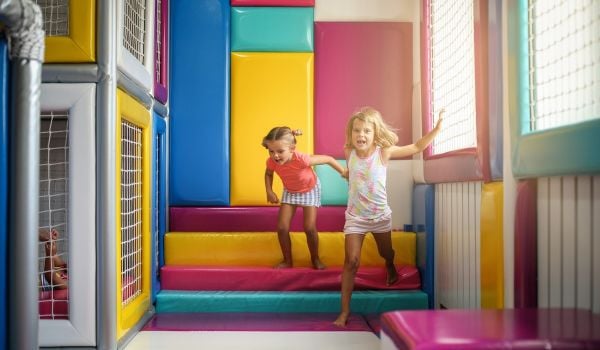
[528,0,600,131]
[429,0,477,155]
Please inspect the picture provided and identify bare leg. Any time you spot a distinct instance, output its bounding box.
[302,206,325,270]
[44,241,68,290]
[372,231,398,285]
[333,233,365,327]
[274,204,296,268]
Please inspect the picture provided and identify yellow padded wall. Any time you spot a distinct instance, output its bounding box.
[165,231,416,268]
[480,181,504,308]
[45,0,96,62]
[230,52,314,206]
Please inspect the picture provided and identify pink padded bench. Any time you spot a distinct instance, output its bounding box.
[170,206,346,232]
[161,265,420,291]
[380,309,600,349]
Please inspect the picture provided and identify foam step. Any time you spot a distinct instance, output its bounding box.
[169,206,346,232]
[161,265,421,291]
[165,231,416,267]
[156,290,428,314]
[142,312,372,332]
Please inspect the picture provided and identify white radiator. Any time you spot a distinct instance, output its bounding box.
[537,176,600,313]
[435,182,482,309]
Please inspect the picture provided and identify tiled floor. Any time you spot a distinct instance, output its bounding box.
[123,331,380,350]
[122,313,381,350]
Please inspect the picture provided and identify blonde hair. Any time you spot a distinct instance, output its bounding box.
[345,107,398,149]
[261,126,302,148]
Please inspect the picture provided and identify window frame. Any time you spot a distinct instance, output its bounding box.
[421,0,492,183]
[508,0,600,178]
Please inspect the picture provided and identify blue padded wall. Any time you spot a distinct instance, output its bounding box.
[152,112,168,302]
[0,38,8,350]
[170,0,230,205]
[412,184,435,309]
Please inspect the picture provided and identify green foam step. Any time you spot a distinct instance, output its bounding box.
[156,290,428,314]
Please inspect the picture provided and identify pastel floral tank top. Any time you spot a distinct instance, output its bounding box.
[346,147,391,220]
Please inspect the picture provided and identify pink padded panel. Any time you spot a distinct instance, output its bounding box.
[314,22,412,158]
[39,289,68,319]
[161,265,420,291]
[231,0,314,6]
[170,206,346,232]
[381,309,600,350]
[514,180,537,308]
[143,312,370,332]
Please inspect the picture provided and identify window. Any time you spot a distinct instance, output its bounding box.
[528,0,600,131]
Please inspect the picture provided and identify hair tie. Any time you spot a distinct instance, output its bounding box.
[292,129,303,136]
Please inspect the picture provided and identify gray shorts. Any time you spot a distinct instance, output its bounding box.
[343,212,392,234]
[281,179,321,207]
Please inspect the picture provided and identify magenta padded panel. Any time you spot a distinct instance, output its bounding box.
[39,289,68,320]
[514,180,537,309]
[231,0,314,6]
[314,22,412,158]
[143,312,369,332]
[170,206,345,232]
[161,265,420,291]
[381,309,600,350]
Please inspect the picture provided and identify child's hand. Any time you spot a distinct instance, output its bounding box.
[435,109,445,130]
[341,169,349,180]
[266,191,279,204]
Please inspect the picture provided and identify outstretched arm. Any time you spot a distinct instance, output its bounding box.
[383,109,445,160]
[309,155,346,178]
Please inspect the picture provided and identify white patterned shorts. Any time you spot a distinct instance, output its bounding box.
[344,212,392,234]
[281,179,321,207]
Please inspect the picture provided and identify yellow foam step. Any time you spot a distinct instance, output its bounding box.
[165,231,416,268]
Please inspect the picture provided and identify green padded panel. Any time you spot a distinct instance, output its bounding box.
[315,160,348,205]
[156,290,428,313]
[231,7,314,52]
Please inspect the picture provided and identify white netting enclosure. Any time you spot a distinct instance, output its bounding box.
[121,120,143,306]
[34,0,69,36]
[123,0,148,65]
[38,112,69,320]
[528,0,600,131]
[429,0,477,155]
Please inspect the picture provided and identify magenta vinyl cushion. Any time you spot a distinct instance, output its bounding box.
[170,206,345,232]
[161,265,420,291]
[381,309,600,349]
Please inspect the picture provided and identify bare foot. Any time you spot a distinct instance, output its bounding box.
[312,259,326,270]
[333,312,349,327]
[274,261,293,269]
[386,264,398,286]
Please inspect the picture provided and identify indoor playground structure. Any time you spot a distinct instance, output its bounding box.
[0,0,599,349]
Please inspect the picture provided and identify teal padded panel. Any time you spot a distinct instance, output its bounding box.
[156,290,428,313]
[231,7,314,52]
[315,160,347,206]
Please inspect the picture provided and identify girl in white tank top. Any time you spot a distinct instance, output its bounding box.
[334,107,444,327]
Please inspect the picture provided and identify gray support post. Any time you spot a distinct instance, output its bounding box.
[96,0,118,349]
[0,0,44,349]
[8,60,42,350]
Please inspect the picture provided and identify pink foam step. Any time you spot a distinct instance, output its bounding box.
[170,206,346,232]
[142,312,370,332]
[161,265,420,291]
